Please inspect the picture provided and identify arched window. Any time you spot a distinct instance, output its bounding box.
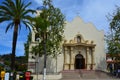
[35,33,39,41]
[77,36,81,43]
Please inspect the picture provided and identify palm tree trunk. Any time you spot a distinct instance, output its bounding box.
[11,24,18,71]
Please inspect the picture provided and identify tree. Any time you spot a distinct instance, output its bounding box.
[0,0,34,71]
[31,0,65,57]
[28,0,65,79]
[106,6,120,59]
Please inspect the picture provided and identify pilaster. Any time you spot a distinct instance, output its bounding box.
[70,47,74,70]
[86,47,89,70]
[91,48,95,70]
[64,46,69,70]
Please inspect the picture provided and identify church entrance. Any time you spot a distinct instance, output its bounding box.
[75,54,85,69]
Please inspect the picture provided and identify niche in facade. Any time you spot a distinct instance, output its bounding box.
[77,36,81,43]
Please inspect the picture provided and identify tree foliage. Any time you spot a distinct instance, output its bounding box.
[0,54,27,71]
[30,0,65,57]
[106,6,120,58]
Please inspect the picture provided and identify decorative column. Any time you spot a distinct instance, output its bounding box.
[63,46,69,70]
[91,48,95,70]
[70,47,74,70]
[63,46,66,70]
[86,47,89,70]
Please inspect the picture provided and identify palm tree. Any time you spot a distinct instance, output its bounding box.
[0,0,34,71]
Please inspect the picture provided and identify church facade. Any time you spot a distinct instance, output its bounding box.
[28,16,106,74]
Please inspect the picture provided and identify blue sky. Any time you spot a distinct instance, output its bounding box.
[0,0,120,56]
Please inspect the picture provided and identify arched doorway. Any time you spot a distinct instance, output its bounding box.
[75,54,85,69]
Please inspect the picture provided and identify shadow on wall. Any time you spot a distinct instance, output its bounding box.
[96,57,107,71]
[46,57,57,74]
[38,56,57,74]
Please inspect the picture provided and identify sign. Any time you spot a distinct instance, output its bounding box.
[28,62,36,69]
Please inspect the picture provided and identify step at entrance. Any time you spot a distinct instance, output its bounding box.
[60,70,117,80]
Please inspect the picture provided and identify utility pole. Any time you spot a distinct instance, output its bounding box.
[43,32,47,80]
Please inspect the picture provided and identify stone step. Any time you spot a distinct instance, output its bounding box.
[61,70,82,79]
[60,70,118,80]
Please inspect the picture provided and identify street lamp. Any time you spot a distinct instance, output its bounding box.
[36,37,41,80]
[36,5,47,80]
[42,32,47,80]
[36,32,47,80]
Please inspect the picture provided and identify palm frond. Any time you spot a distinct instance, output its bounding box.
[16,0,20,10]
[0,17,11,23]
[5,22,14,33]
[22,15,33,21]
[22,9,35,17]
[23,2,31,10]
[22,20,32,32]
[1,0,16,16]
[0,6,13,16]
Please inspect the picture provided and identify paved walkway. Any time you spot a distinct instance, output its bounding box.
[60,70,119,80]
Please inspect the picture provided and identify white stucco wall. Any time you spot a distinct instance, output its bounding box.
[28,16,107,73]
[64,16,106,71]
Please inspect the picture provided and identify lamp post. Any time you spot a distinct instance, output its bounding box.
[36,37,41,80]
[43,32,47,80]
[37,31,47,80]
[36,5,48,80]
[36,28,47,80]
